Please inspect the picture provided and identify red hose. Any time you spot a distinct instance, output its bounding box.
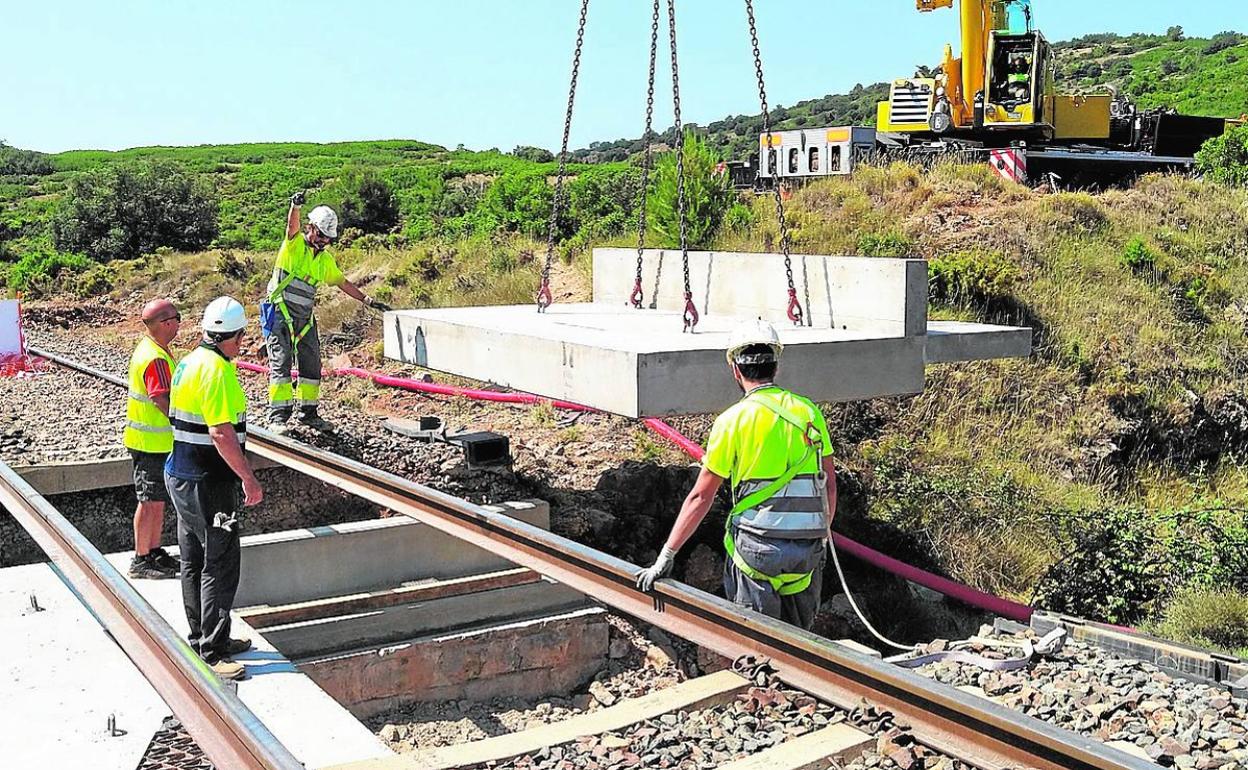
[240,359,1034,622]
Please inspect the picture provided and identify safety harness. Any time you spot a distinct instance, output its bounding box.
[723,390,830,596]
[262,269,316,348]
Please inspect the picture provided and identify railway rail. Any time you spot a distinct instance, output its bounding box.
[19,346,1160,770]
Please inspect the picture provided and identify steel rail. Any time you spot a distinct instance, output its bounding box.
[34,346,1155,770]
[0,461,303,770]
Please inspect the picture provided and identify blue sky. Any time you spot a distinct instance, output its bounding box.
[1,1,1237,153]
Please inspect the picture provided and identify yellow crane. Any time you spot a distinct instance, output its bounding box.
[877,0,1113,142]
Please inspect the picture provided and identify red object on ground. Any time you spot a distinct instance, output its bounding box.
[236,359,1035,622]
[0,300,35,377]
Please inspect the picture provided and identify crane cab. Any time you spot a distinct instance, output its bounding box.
[981,30,1053,132]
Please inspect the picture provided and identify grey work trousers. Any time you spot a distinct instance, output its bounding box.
[166,473,242,662]
[723,527,826,630]
[266,308,320,419]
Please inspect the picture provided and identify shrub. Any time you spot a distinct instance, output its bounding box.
[647,130,733,249]
[1119,237,1158,271]
[1153,587,1248,655]
[929,249,1017,306]
[512,146,554,163]
[857,230,912,257]
[1195,124,1248,187]
[4,248,91,293]
[724,202,756,233]
[72,262,115,298]
[1203,31,1245,56]
[0,141,53,176]
[51,160,218,261]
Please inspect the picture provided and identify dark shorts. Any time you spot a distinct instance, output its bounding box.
[130,450,170,503]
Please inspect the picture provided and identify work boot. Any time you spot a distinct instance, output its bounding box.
[267,410,293,435]
[220,637,253,656]
[207,657,246,681]
[148,547,180,575]
[297,409,335,433]
[129,553,176,580]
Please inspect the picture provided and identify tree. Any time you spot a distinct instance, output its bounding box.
[52,160,218,261]
[340,170,399,234]
[1166,25,1184,41]
[647,130,733,250]
[512,146,555,163]
[0,141,53,176]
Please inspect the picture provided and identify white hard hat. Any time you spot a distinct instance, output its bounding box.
[726,318,783,365]
[308,205,339,239]
[202,296,247,334]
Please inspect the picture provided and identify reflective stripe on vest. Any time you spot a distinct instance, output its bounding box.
[123,336,174,454]
[167,345,249,480]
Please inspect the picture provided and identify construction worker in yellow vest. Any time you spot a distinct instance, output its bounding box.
[262,192,391,433]
[637,319,837,630]
[164,296,263,681]
[123,298,182,580]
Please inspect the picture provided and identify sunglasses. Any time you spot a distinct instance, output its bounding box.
[159,313,182,323]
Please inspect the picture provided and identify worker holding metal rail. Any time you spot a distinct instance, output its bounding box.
[637,319,837,630]
[163,297,263,681]
[123,298,182,580]
[262,192,391,434]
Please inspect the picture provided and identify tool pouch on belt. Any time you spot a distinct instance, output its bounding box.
[259,301,279,338]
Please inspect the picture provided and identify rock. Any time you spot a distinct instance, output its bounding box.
[645,643,674,671]
[682,544,722,593]
[379,724,401,742]
[608,637,632,659]
[588,681,617,707]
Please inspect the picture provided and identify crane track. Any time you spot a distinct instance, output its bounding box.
[25,346,1157,770]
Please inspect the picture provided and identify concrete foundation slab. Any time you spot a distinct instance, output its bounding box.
[302,607,610,720]
[15,452,279,496]
[383,248,1031,416]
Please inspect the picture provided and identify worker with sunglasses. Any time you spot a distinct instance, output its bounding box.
[262,192,391,433]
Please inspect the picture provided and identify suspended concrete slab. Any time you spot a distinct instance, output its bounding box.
[382,249,1031,417]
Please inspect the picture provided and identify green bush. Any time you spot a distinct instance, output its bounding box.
[512,146,554,163]
[51,160,218,261]
[339,169,400,235]
[724,202,756,234]
[647,131,733,249]
[929,249,1017,306]
[857,230,912,257]
[1195,123,1248,187]
[4,248,91,293]
[0,141,53,176]
[1119,236,1158,271]
[72,262,116,298]
[1154,587,1248,655]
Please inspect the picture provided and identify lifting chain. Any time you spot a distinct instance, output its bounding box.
[538,0,591,313]
[630,0,662,310]
[667,0,697,332]
[744,0,803,327]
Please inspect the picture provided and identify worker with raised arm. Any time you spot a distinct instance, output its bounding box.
[164,297,263,681]
[263,191,391,433]
[124,298,182,580]
[637,319,837,630]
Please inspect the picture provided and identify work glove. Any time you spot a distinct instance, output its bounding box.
[289,191,306,207]
[636,545,677,592]
[365,296,393,313]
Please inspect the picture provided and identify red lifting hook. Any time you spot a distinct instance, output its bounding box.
[536,280,553,313]
[629,279,644,309]
[682,293,699,333]
[786,288,804,327]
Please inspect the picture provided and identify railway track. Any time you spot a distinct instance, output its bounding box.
[15,347,1161,770]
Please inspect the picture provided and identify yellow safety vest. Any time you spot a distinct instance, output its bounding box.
[123,336,175,454]
[167,345,248,482]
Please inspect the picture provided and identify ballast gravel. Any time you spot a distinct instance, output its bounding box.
[916,628,1248,769]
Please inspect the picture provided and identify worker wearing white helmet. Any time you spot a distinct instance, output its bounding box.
[163,296,263,681]
[262,192,392,433]
[637,318,837,630]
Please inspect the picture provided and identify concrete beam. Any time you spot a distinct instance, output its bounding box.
[592,248,928,336]
[302,607,609,721]
[15,452,279,496]
[384,304,926,417]
[925,321,1032,364]
[268,577,589,659]
[715,723,873,770]
[235,500,549,607]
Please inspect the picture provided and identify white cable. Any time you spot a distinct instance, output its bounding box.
[827,534,915,652]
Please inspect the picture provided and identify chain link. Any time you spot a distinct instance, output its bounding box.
[539,0,591,312]
[631,0,662,309]
[667,0,697,332]
[744,0,803,326]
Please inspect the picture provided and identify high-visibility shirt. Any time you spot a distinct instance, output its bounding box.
[123,336,175,454]
[266,233,346,315]
[702,385,832,491]
[165,344,248,482]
